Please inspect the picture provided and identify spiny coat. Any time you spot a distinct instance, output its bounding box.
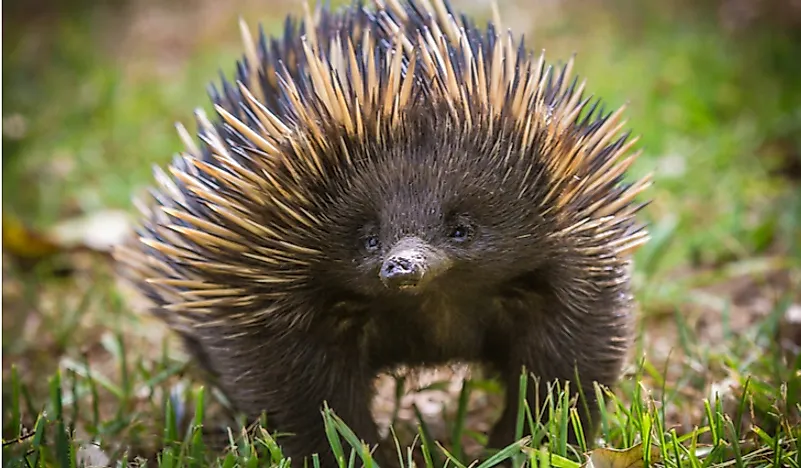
[114,0,651,465]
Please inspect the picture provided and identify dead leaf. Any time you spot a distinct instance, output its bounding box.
[584,444,660,468]
[76,443,111,467]
[779,303,801,363]
[2,213,63,260]
[50,209,132,252]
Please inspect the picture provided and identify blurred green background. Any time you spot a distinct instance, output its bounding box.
[2,0,800,461]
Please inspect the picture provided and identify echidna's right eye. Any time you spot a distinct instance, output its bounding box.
[365,235,380,252]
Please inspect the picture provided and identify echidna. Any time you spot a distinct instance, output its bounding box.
[114,0,651,465]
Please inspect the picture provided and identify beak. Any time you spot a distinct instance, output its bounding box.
[379,237,451,293]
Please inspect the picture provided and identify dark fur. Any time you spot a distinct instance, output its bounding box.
[175,111,633,466]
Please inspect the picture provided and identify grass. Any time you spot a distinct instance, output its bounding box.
[2,0,800,466]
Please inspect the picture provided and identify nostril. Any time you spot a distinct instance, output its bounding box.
[393,258,412,273]
[381,257,419,284]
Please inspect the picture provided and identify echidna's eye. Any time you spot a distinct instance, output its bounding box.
[365,235,380,251]
[448,223,471,242]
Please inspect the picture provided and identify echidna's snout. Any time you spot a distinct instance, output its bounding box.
[380,255,422,289]
[380,237,451,293]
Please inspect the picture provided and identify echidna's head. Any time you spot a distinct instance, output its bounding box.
[312,121,551,302]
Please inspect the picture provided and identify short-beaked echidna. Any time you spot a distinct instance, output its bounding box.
[115,0,651,465]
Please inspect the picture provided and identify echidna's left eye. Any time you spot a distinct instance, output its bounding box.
[365,235,381,251]
[448,223,471,242]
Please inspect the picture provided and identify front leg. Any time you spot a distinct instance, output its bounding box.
[487,295,630,451]
[195,323,383,468]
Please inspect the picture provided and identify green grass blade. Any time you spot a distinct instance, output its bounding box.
[28,413,48,468]
[49,370,73,468]
[450,379,471,463]
[8,365,22,439]
[322,403,348,467]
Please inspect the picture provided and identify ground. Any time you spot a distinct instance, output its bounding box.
[2,0,800,466]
